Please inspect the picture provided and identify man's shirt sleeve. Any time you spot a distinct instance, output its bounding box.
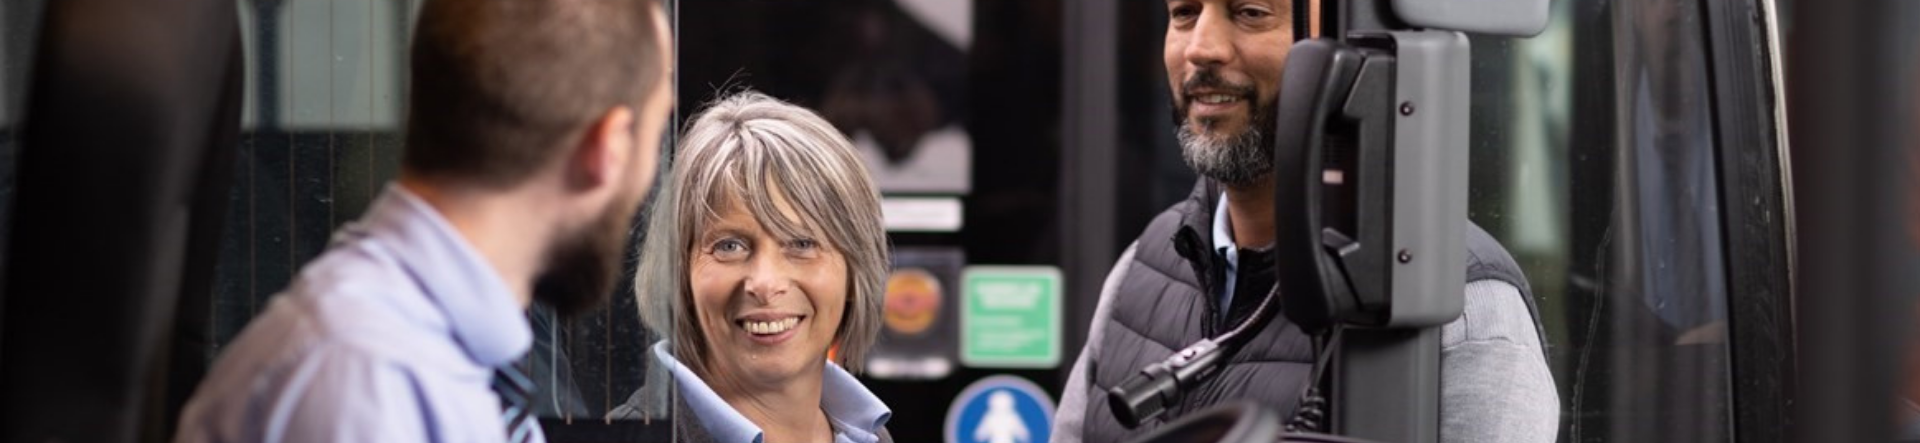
[1053,243,1137,443]
[177,343,437,443]
[272,345,433,443]
[1440,279,1561,443]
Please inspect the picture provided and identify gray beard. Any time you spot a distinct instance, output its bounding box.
[1178,121,1272,187]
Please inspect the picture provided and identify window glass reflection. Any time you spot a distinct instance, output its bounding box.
[0,0,1769,440]
[1473,0,1734,441]
[215,0,661,427]
[664,1,1063,441]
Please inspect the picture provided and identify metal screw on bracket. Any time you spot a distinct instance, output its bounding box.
[1399,102,1415,116]
[1397,250,1413,263]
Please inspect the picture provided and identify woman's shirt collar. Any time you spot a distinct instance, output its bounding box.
[651,341,891,443]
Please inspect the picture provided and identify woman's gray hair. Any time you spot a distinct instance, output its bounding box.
[636,91,889,373]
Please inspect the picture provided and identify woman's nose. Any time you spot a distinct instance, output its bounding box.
[742,253,790,302]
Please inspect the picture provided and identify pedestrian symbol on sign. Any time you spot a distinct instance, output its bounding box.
[945,375,1055,443]
[975,392,1030,443]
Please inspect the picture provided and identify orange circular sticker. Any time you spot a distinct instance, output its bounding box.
[884,268,943,336]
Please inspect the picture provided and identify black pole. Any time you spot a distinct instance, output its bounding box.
[1318,4,1443,443]
[1333,329,1441,443]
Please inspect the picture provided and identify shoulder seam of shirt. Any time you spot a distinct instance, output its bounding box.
[1445,279,1542,351]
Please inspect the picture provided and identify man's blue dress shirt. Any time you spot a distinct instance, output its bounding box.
[1211,192,1241,309]
[652,342,890,443]
[174,185,543,443]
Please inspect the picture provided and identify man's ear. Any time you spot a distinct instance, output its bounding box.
[569,106,637,190]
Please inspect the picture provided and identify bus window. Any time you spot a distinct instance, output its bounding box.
[667,1,1065,440]
[215,1,671,439]
[1470,0,1739,441]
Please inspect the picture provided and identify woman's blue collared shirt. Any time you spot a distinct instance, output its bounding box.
[652,342,891,443]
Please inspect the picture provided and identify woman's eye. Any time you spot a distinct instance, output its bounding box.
[786,238,822,256]
[711,238,749,259]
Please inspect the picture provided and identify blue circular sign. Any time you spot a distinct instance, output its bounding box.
[944,375,1055,443]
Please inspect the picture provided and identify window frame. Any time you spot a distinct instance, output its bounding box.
[1700,0,1795,441]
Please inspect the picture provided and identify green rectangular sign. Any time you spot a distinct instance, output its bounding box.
[960,266,1061,369]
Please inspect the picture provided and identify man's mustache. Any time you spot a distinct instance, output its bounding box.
[1180,70,1256,102]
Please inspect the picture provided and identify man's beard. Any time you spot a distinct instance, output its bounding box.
[1171,69,1275,187]
[533,186,647,316]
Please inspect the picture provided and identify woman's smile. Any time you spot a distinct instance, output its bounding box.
[736,314,806,345]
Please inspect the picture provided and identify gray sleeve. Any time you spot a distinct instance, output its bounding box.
[1052,243,1138,443]
[1439,279,1561,443]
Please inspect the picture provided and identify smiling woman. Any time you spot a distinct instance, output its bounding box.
[634,91,894,443]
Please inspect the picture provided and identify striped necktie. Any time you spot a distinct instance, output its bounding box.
[493,364,538,443]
